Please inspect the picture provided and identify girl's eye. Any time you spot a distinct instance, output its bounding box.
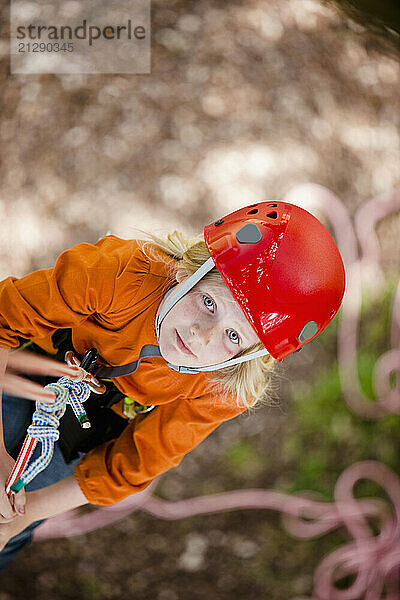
[203,296,215,312]
[227,329,240,344]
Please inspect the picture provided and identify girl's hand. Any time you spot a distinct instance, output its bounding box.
[0,452,25,522]
[0,506,31,551]
[0,347,84,404]
[0,349,83,520]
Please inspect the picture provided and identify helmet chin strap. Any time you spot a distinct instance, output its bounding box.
[155,258,270,374]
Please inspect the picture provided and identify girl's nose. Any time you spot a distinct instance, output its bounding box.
[190,323,213,345]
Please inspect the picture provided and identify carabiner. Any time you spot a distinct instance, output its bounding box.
[64,350,107,395]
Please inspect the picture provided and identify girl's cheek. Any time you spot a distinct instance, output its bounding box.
[187,299,202,319]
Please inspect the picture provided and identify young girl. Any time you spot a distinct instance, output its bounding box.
[0,201,345,570]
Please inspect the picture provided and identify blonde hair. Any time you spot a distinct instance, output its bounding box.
[137,229,278,410]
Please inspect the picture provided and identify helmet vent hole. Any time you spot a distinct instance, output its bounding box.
[267,211,277,219]
[329,310,335,318]
[214,219,224,226]
[248,209,258,215]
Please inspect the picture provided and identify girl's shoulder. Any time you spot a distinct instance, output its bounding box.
[93,234,147,262]
[94,235,175,275]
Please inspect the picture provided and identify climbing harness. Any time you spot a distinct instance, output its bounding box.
[5,348,104,496]
[6,338,159,489]
[64,350,106,394]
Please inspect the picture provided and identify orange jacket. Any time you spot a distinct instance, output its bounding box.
[0,235,245,505]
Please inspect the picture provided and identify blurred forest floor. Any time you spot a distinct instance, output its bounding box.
[0,0,400,598]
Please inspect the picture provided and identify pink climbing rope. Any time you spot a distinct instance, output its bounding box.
[34,461,400,600]
[284,184,400,420]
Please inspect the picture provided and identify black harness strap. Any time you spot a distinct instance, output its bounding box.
[49,329,163,379]
[17,332,165,463]
[93,344,163,379]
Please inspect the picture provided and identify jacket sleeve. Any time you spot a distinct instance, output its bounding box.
[73,394,244,505]
[0,236,143,347]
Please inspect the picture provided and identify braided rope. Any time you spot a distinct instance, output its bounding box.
[6,377,91,494]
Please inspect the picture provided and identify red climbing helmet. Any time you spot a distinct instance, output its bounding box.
[204,201,346,362]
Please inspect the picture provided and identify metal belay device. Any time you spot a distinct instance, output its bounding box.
[5,348,102,496]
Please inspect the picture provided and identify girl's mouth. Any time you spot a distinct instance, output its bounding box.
[176,330,195,357]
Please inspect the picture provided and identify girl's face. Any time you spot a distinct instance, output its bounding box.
[158,272,260,368]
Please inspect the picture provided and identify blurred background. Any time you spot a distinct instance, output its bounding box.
[0,0,400,598]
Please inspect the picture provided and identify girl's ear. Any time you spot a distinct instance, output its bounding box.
[175,269,188,284]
